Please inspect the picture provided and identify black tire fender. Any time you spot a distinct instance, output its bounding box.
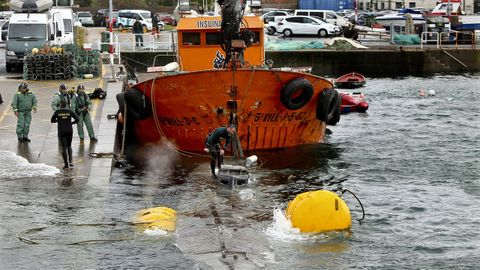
[326,90,341,126]
[280,78,314,110]
[123,88,151,120]
[316,88,341,125]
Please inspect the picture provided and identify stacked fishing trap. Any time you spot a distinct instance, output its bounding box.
[23,45,101,80]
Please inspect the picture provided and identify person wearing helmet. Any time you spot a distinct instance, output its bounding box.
[51,83,71,111]
[71,84,97,142]
[11,82,37,142]
[51,100,79,169]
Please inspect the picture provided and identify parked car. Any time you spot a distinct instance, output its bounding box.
[336,9,355,19]
[261,10,292,23]
[277,15,341,37]
[76,11,94,27]
[294,9,351,28]
[93,9,118,27]
[159,14,177,26]
[261,10,292,35]
[117,9,153,32]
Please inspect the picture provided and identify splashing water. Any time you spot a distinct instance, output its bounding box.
[143,228,169,236]
[239,188,256,201]
[265,208,305,241]
[0,151,60,179]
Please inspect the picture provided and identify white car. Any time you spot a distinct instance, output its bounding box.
[277,15,341,37]
[76,11,94,27]
[261,10,292,35]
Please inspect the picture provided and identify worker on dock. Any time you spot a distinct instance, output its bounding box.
[204,125,236,179]
[133,18,144,47]
[11,82,37,142]
[71,84,97,142]
[51,100,79,169]
[51,84,71,111]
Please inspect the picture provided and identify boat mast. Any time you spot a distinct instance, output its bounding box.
[217,0,253,158]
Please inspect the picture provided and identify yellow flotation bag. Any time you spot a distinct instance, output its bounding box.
[133,206,177,232]
[286,190,351,233]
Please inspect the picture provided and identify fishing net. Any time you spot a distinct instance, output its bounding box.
[393,34,421,45]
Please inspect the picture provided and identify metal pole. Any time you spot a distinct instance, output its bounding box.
[109,0,115,79]
[354,0,357,24]
[447,0,451,16]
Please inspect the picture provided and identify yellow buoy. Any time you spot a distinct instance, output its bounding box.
[133,206,177,232]
[286,190,351,233]
[31,48,39,54]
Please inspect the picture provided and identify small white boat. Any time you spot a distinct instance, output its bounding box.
[374,12,425,27]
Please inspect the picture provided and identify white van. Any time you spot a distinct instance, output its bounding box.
[49,7,78,46]
[117,9,153,32]
[294,9,350,28]
[6,13,51,72]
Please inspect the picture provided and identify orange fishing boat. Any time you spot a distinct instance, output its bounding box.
[122,1,341,154]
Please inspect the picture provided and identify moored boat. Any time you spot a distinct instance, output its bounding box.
[340,92,369,114]
[374,9,425,27]
[121,1,341,154]
[335,72,366,89]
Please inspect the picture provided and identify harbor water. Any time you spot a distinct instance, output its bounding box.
[1,74,479,269]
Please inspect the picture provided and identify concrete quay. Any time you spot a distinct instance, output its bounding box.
[0,64,125,182]
[121,47,480,77]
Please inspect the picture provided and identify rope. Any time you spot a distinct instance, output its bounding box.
[148,75,208,158]
[238,68,256,114]
[121,54,152,68]
[16,222,139,245]
[341,188,365,223]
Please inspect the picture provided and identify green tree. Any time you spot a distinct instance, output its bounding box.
[90,0,108,8]
[75,0,92,7]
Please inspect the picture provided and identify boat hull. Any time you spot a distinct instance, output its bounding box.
[340,92,368,114]
[335,72,366,89]
[132,69,336,152]
[375,16,425,27]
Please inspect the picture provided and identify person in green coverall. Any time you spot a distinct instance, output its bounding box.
[11,82,37,142]
[51,83,71,111]
[71,84,97,142]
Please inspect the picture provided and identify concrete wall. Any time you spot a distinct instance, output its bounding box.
[262,0,298,9]
[122,49,480,78]
[267,49,480,77]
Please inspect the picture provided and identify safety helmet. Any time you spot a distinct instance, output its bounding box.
[59,84,67,90]
[18,82,28,90]
[77,84,85,91]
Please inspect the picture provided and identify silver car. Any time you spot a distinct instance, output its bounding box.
[76,11,94,27]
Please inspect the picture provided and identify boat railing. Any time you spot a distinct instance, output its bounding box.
[108,31,177,53]
[356,31,391,43]
[439,30,476,49]
[98,38,122,65]
[418,31,477,49]
[420,32,440,49]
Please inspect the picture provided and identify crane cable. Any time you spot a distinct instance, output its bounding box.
[148,75,209,158]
